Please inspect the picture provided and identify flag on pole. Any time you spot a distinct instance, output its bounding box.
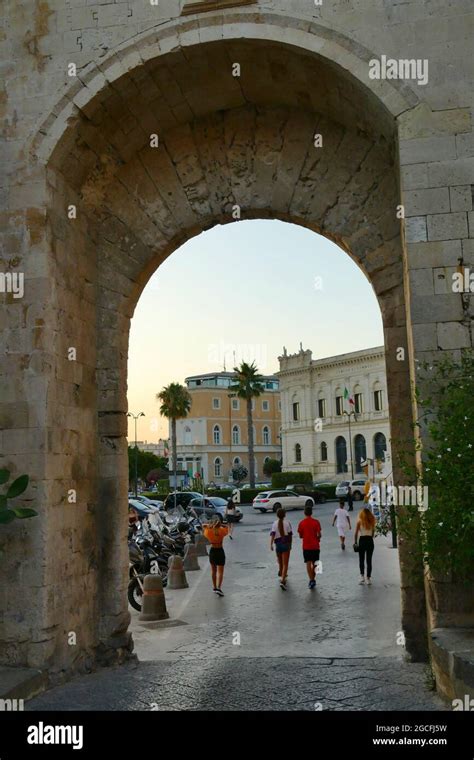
[344,387,355,405]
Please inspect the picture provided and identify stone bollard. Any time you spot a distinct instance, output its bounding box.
[167,555,189,589]
[139,575,169,622]
[195,533,208,557]
[183,543,200,571]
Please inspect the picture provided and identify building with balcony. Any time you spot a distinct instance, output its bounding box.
[278,345,391,481]
[174,371,281,484]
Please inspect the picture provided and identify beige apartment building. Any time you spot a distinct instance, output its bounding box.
[175,372,281,484]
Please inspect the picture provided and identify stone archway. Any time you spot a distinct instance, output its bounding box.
[1,20,427,681]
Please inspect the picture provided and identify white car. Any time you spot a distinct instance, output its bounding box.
[135,495,164,510]
[335,479,367,500]
[252,490,314,513]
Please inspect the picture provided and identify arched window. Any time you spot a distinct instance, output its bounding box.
[264,456,270,464]
[184,426,192,445]
[233,456,241,466]
[373,381,383,411]
[320,441,328,462]
[232,425,240,445]
[374,432,387,461]
[354,434,367,472]
[213,425,221,445]
[262,425,270,445]
[295,443,302,463]
[335,436,347,473]
[214,457,222,477]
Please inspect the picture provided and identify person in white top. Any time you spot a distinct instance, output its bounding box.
[332,499,352,550]
[270,508,293,590]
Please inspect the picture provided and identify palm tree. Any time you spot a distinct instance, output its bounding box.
[230,362,265,488]
[156,383,191,502]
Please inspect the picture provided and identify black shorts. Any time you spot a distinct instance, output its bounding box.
[209,547,226,566]
[303,549,320,563]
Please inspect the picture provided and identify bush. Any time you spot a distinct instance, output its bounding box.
[315,482,337,499]
[271,471,313,488]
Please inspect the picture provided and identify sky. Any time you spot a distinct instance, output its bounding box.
[127,220,384,442]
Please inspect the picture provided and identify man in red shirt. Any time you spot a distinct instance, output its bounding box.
[297,504,322,590]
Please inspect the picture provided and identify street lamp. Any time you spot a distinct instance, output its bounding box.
[127,411,145,497]
[342,409,357,479]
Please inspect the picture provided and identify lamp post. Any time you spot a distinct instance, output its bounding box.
[127,411,145,497]
[228,392,236,482]
[342,410,357,479]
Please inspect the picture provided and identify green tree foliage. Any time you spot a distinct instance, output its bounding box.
[263,458,282,476]
[127,448,168,484]
[229,362,265,488]
[0,470,37,524]
[399,353,474,581]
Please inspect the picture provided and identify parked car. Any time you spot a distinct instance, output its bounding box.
[164,491,205,511]
[135,495,164,510]
[189,497,243,522]
[284,483,326,504]
[335,479,367,500]
[252,490,314,513]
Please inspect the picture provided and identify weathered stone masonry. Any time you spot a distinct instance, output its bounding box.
[0,1,472,698]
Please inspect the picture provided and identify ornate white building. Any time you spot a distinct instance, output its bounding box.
[278,346,391,481]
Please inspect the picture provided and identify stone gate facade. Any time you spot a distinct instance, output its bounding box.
[1,0,473,698]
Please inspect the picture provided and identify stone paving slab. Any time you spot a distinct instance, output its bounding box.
[28,657,446,712]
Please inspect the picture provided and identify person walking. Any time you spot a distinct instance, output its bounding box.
[354,506,376,584]
[297,504,322,590]
[225,496,236,539]
[332,498,351,550]
[347,485,354,511]
[270,508,293,590]
[202,516,229,596]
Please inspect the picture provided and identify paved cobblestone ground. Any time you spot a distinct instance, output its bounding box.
[29,504,446,711]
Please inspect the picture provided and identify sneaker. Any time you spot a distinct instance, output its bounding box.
[280,581,286,590]
[359,576,365,584]
[229,535,233,540]
[308,580,312,589]
[342,544,345,551]
[367,577,372,585]
[309,580,316,590]
[215,588,224,597]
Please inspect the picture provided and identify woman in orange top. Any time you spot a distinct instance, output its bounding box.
[202,516,229,596]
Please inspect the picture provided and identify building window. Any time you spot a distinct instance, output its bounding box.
[262,426,270,445]
[374,389,383,411]
[232,425,240,445]
[262,400,269,412]
[231,398,239,411]
[320,441,328,462]
[184,426,192,445]
[264,456,270,464]
[214,457,222,477]
[213,425,221,445]
[233,456,241,466]
[354,434,367,472]
[295,443,302,463]
[335,436,348,473]
[318,398,326,418]
[292,402,300,421]
[335,396,343,416]
[374,432,387,461]
[354,393,363,414]
[212,398,221,410]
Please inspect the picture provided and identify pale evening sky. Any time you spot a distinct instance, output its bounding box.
[127,220,384,442]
